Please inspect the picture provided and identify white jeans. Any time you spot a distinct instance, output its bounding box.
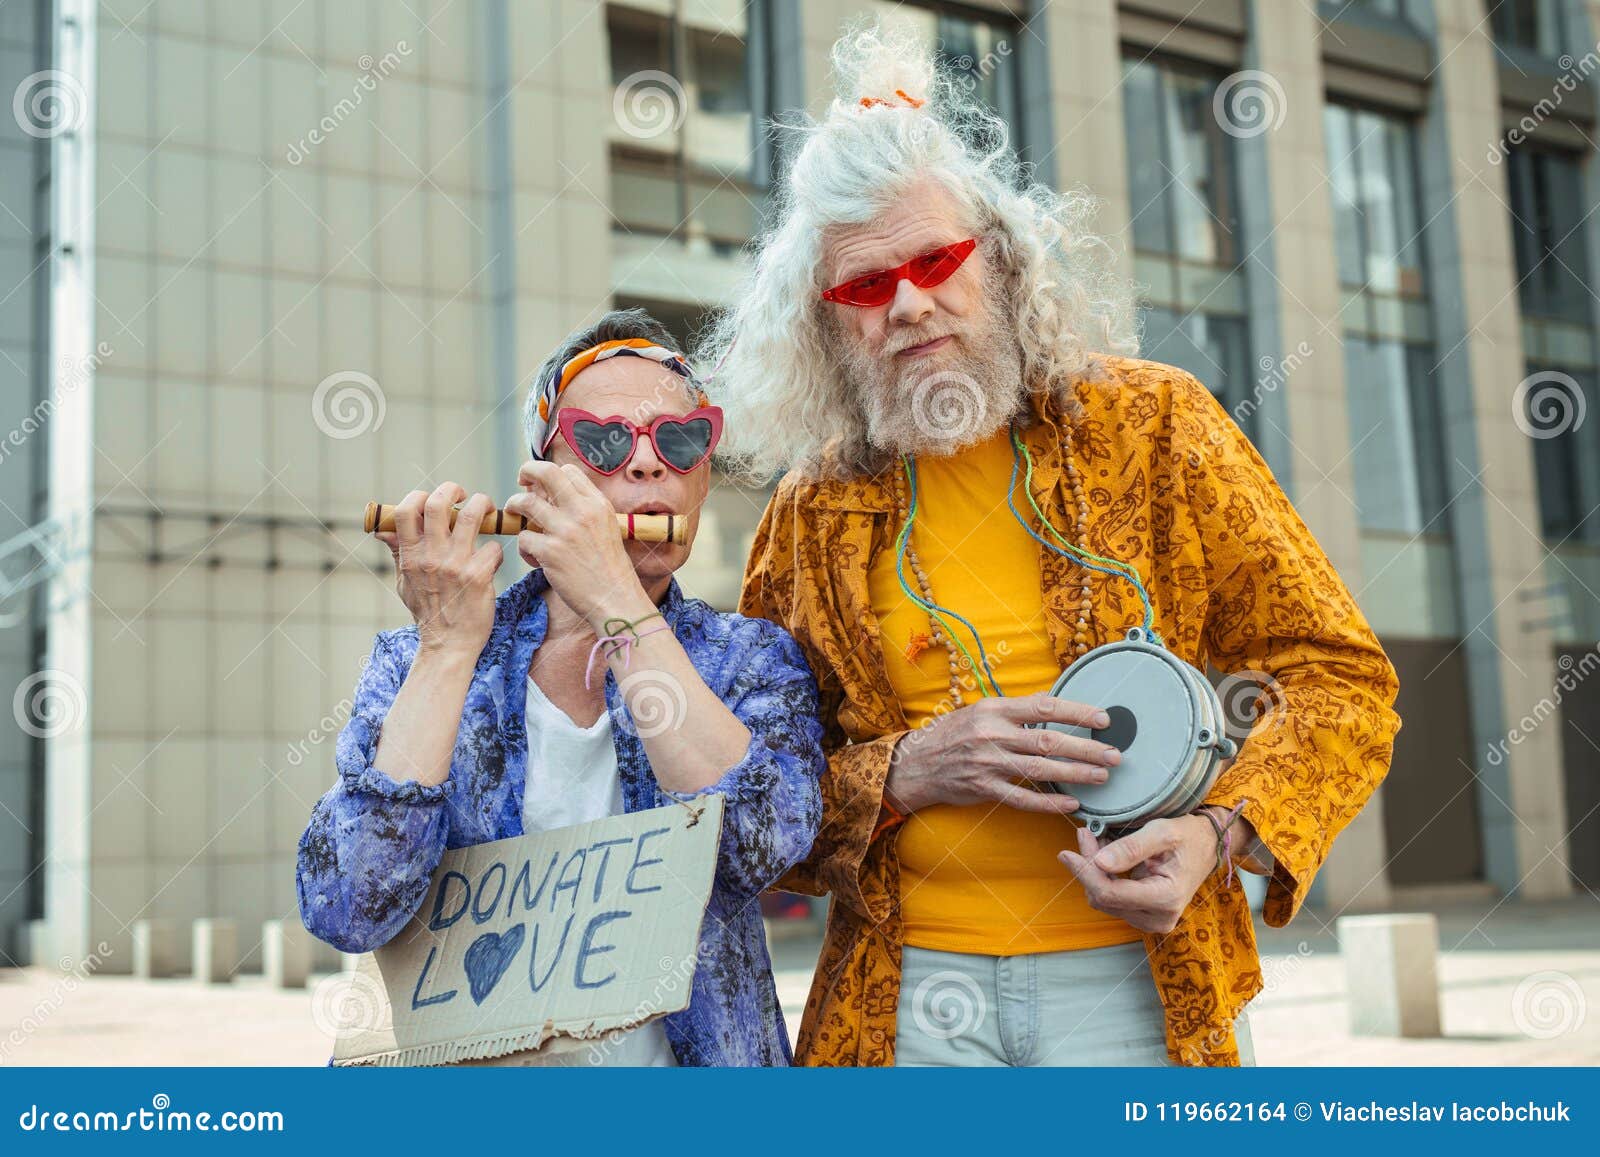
[896,940,1253,1067]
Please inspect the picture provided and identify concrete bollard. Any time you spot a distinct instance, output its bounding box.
[262,920,310,989]
[132,919,179,979]
[192,919,238,985]
[1337,912,1442,1037]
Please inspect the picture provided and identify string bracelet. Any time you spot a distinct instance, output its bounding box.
[1199,799,1249,886]
[583,611,671,690]
[600,610,666,638]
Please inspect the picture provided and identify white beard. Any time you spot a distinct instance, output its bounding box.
[844,291,1026,459]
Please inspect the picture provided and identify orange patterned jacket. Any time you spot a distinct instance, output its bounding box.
[736,355,1402,1066]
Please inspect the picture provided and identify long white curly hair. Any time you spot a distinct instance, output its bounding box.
[696,19,1140,484]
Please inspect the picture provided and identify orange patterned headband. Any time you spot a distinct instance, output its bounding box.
[528,338,708,457]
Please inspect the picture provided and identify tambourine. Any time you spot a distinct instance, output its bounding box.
[1032,627,1237,836]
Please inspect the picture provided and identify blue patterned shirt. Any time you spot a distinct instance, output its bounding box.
[296,568,825,1066]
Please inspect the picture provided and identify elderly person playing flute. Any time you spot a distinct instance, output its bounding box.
[295,308,826,1066]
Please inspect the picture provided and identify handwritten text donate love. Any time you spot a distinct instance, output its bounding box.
[333,796,723,1067]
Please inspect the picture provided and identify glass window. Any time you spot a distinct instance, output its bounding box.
[1123,58,1172,257]
[609,6,671,87]
[1326,101,1450,540]
[1324,103,1366,287]
[1126,57,1250,433]
[606,2,767,247]
[1140,306,1251,424]
[932,12,1019,140]
[1526,368,1600,541]
[1324,103,1426,297]
[1342,337,1450,535]
[1321,0,1423,33]
[1123,58,1239,267]
[1506,147,1592,325]
[870,1,1022,147]
[1342,0,1404,15]
[1505,146,1600,544]
[1491,0,1568,59]
[684,21,754,178]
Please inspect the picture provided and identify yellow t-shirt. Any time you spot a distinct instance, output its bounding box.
[867,427,1143,955]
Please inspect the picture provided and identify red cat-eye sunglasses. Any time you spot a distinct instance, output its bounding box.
[820,238,978,307]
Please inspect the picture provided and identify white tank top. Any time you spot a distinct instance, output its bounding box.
[520,674,678,1067]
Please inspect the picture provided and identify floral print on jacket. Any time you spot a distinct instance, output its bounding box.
[737,356,1402,1067]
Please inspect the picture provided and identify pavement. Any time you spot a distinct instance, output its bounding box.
[2,895,1596,1066]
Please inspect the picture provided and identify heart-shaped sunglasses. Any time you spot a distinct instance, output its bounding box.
[820,237,978,307]
[543,405,724,475]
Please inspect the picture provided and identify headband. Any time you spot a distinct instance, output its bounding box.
[527,338,706,457]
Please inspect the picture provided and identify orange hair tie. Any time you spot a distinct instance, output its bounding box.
[859,89,925,109]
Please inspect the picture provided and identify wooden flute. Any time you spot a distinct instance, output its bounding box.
[361,501,689,544]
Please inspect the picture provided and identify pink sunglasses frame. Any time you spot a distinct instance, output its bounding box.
[544,405,725,476]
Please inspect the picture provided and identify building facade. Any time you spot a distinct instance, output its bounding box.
[3,0,1596,974]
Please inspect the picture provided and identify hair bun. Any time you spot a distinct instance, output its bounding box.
[858,89,925,110]
[831,21,935,113]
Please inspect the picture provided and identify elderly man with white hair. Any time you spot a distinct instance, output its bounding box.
[705,24,1401,1067]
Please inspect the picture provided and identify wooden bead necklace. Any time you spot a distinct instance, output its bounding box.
[889,420,1096,710]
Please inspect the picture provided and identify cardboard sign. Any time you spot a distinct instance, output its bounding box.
[332,795,724,1066]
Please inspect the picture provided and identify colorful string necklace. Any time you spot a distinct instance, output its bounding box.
[889,419,1160,708]
[1005,424,1159,640]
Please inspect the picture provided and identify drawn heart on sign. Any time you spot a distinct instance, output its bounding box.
[463,923,527,1005]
